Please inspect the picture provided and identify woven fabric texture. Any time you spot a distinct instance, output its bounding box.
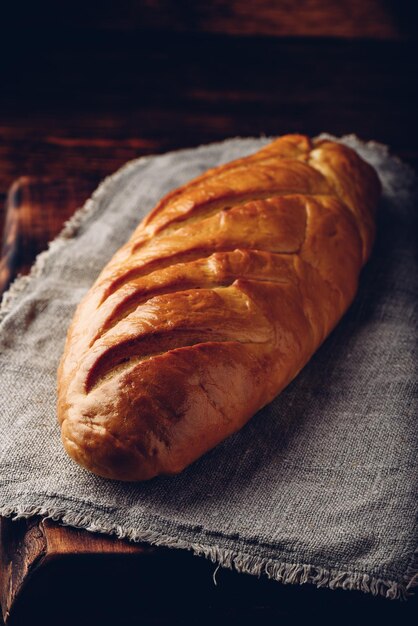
[0,136,417,599]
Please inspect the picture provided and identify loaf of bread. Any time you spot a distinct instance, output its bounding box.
[57,135,380,481]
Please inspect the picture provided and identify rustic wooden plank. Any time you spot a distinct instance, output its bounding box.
[0,518,47,624]
[1,0,413,39]
[0,36,417,213]
[0,516,152,623]
[0,177,96,294]
[107,0,405,39]
[42,519,152,556]
[0,517,155,625]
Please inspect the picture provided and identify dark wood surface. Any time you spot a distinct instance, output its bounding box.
[1,516,417,626]
[1,30,418,215]
[0,1,417,623]
[2,0,418,39]
[0,177,96,294]
[0,517,152,625]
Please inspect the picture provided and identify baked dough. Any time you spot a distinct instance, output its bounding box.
[57,135,381,480]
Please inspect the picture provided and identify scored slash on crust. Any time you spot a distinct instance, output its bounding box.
[57,134,381,481]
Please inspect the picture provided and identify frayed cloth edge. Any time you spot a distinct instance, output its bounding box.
[0,504,415,602]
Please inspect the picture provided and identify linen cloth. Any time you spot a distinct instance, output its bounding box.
[0,136,417,599]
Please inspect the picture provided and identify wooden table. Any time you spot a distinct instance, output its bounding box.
[1,2,417,623]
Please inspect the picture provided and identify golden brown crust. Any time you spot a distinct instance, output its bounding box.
[57,135,381,481]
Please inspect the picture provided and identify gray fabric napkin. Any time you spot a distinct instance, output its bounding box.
[0,136,417,600]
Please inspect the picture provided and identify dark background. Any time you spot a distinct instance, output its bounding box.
[0,0,417,213]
